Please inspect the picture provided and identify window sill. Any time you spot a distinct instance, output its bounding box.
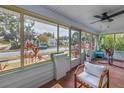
[71,57,80,61]
[0,60,52,77]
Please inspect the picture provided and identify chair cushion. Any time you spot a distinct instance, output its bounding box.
[84,62,106,77]
[77,72,106,88]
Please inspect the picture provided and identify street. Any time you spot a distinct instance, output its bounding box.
[0,47,69,58]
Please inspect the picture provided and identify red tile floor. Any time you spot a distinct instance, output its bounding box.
[41,59,124,88]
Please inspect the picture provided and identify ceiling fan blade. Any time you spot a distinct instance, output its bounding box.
[108,18,114,22]
[90,20,102,24]
[109,10,124,18]
[102,12,108,15]
[94,15,102,19]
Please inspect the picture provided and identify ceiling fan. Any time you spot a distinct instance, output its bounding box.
[90,10,124,24]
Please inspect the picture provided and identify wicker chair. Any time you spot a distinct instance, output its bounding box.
[74,62,109,88]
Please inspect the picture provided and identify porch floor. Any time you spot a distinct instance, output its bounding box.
[40,59,124,88]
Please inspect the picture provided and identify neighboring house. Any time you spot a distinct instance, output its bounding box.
[47,37,57,47]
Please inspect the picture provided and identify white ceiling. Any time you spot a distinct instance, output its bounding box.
[42,5,124,34]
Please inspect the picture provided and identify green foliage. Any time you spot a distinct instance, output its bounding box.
[37,34,48,43]
[99,34,124,51]
[81,32,86,41]
[0,39,10,44]
[0,12,20,49]
[71,31,80,45]
[24,19,35,41]
[99,35,114,49]
[0,11,35,49]
[85,33,91,43]
[42,32,53,37]
[115,34,124,51]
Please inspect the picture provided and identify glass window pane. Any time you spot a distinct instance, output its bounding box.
[71,30,80,59]
[92,34,97,50]
[115,33,124,51]
[59,25,69,56]
[81,32,86,54]
[99,34,114,50]
[0,8,21,72]
[85,33,92,56]
[24,15,57,66]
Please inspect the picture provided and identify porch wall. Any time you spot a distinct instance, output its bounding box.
[0,62,54,88]
[0,58,80,88]
[113,51,124,61]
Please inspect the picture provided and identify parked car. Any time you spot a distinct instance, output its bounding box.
[38,44,48,50]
